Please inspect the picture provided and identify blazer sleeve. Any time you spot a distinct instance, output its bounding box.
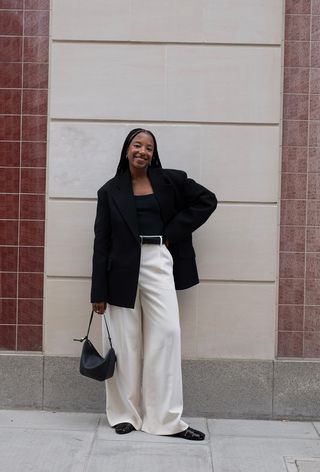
[90,188,111,303]
[163,171,217,244]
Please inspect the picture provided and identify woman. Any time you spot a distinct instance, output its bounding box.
[91,128,217,440]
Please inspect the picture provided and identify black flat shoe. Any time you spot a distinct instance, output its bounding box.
[114,422,136,435]
[171,427,205,441]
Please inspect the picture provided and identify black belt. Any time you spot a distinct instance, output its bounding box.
[140,235,163,245]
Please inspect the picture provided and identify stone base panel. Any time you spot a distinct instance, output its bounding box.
[1,356,320,420]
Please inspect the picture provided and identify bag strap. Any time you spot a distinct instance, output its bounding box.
[103,313,113,349]
[85,310,94,338]
[74,310,113,349]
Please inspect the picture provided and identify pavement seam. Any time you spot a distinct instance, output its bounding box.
[207,418,215,472]
[93,436,211,445]
[0,425,101,432]
[205,434,320,441]
[83,414,102,472]
[311,422,320,439]
[283,455,294,472]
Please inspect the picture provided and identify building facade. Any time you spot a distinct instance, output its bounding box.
[1,0,320,418]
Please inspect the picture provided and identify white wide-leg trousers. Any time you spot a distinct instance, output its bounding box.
[102,243,188,435]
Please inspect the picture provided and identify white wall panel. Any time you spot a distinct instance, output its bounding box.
[200,125,279,202]
[48,123,125,198]
[44,279,102,356]
[194,204,278,281]
[48,123,202,198]
[197,282,276,359]
[177,286,198,359]
[45,200,277,283]
[44,278,276,358]
[44,278,199,358]
[49,122,279,202]
[154,125,202,180]
[203,0,282,44]
[50,43,166,120]
[46,201,96,277]
[52,0,131,40]
[51,44,281,123]
[130,0,205,43]
[166,46,281,123]
[52,0,282,45]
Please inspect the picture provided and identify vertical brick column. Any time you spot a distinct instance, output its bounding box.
[305,0,320,355]
[0,0,49,351]
[279,0,320,357]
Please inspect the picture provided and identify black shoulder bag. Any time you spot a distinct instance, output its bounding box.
[74,311,116,381]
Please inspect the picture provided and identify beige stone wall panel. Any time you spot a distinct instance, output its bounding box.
[52,0,282,44]
[46,201,96,277]
[166,46,281,123]
[177,286,198,359]
[50,43,166,120]
[50,43,281,123]
[52,0,131,41]
[195,204,278,281]
[200,125,279,202]
[44,279,102,356]
[49,122,279,202]
[197,282,276,359]
[45,200,277,285]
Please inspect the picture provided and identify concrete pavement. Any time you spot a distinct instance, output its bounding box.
[1,410,320,471]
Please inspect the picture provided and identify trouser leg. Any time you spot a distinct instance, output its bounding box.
[140,245,188,435]
[103,293,143,430]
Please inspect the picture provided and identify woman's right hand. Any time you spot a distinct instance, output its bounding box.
[92,302,106,315]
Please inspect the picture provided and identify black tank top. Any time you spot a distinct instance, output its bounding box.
[134,194,164,235]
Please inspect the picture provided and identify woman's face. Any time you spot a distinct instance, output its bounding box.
[127,132,154,171]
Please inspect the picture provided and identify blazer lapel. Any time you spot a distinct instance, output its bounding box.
[111,171,140,243]
[111,168,176,242]
[148,168,177,224]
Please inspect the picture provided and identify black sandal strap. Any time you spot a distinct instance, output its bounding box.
[171,427,205,440]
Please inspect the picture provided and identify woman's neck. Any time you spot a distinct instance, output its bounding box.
[129,166,153,195]
[129,166,149,181]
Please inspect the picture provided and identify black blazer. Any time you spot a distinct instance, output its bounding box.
[91,168,217,308]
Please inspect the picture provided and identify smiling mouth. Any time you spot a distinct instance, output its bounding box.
[135,155,147,161]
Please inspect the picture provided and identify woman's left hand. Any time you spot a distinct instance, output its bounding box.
[92,302,106,315]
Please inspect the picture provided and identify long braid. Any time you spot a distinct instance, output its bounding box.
[116,128,162,175]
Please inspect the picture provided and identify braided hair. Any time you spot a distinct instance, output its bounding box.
[116,128,162,175]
